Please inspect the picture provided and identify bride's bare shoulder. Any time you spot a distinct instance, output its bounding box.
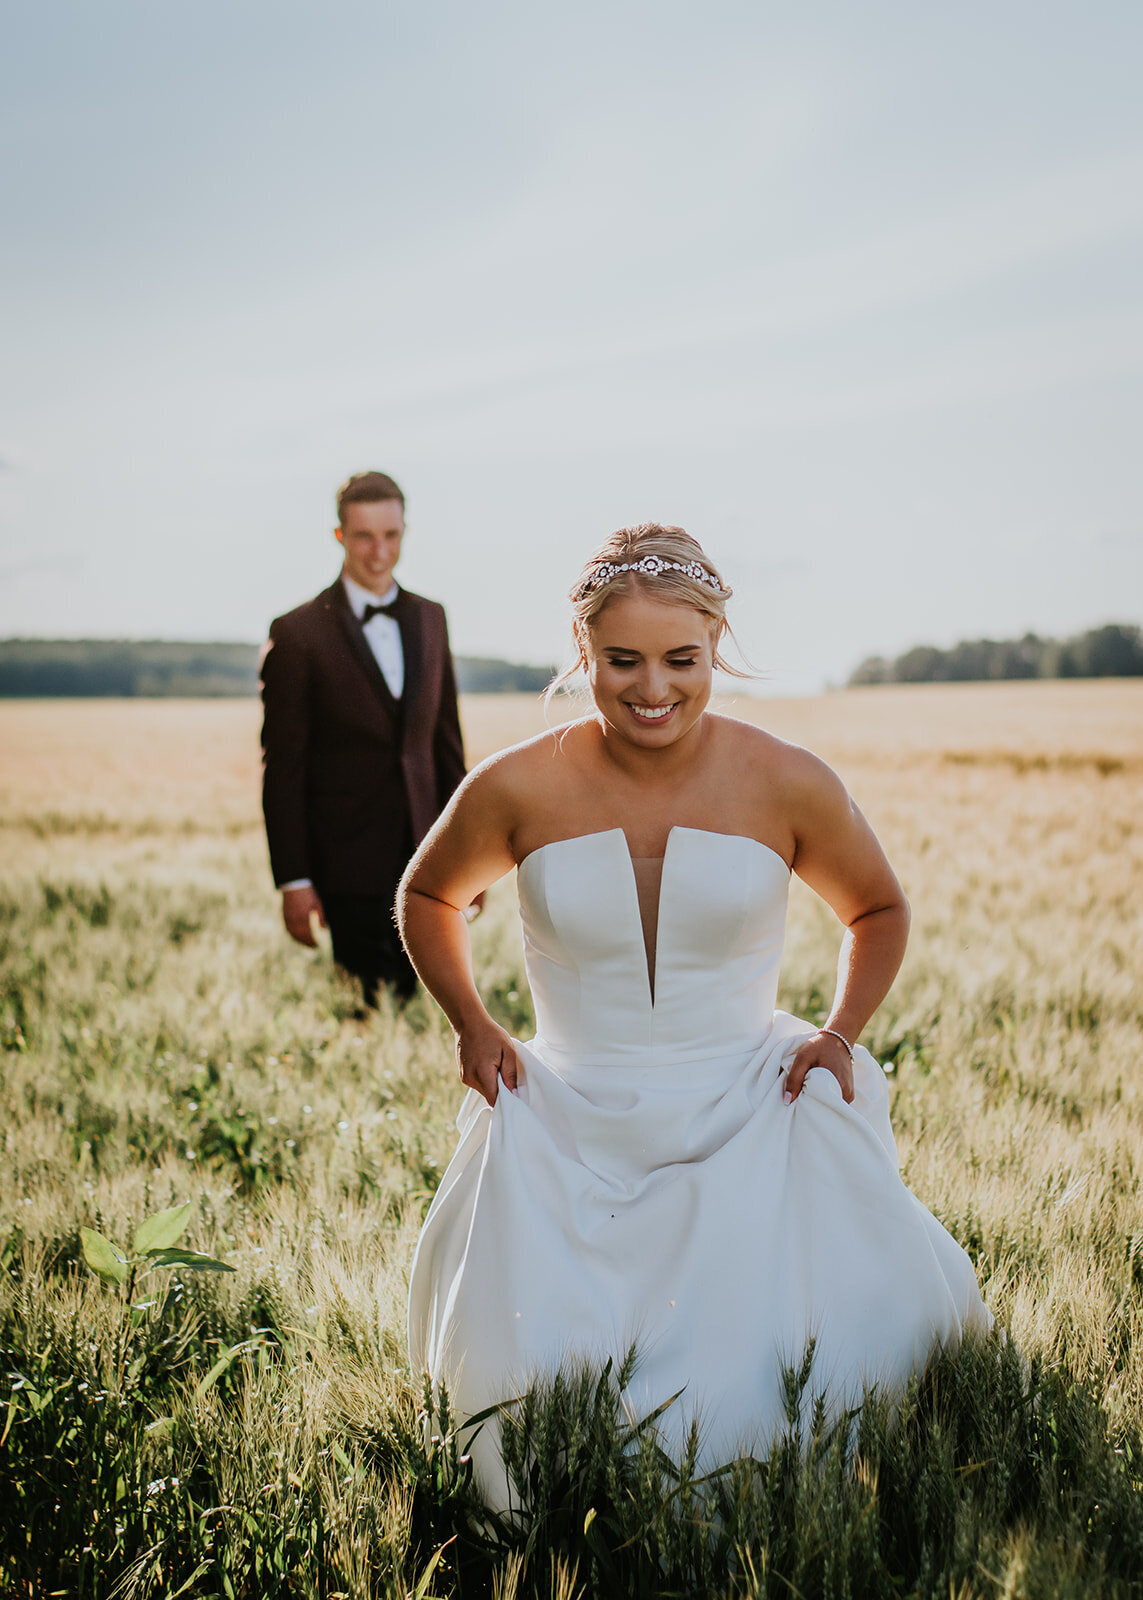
[456,719,596,810]
[708,712,841,795]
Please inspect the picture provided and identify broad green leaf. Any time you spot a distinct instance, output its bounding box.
[5,1381,45,1426]
[80,1227,129,1285]
[582,1511,619,1584]
[133,1202,192,1254]
[194,1335,263,1401]
[145,1246,235,1273]
[167,1562,212,1599]
[627,1383,687,1435]
[411,1539,455,1600]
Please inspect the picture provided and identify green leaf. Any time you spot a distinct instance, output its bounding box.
[195,1335,264,1401]
[133,1202,192,1254]
[411,1539,455,1600]
[80,1227,129,1284]
[583,1509,619,1585]
[144,1247,235,1273]
[625,1383,687,1436]
[166,1563,212,1600]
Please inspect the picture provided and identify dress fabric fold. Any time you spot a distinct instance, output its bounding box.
[407,827,990,1506]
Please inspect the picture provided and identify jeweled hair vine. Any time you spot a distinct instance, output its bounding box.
[571,553,728,601]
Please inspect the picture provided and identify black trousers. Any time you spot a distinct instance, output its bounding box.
[320,890,416,1006]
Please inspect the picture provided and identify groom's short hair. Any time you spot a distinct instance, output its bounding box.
[336,470,405,523]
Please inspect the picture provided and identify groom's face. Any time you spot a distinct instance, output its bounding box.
[336,498,405,595]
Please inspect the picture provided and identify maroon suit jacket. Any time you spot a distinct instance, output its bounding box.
[260,579,466,897]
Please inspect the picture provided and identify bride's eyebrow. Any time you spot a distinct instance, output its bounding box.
[604,643,703,654]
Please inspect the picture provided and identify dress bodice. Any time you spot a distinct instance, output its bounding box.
[517,827,790,1067]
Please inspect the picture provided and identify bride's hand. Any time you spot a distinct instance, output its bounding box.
[783,1031,855,1105]
[455,1017,521,1107]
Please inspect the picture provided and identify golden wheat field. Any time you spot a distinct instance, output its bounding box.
[2,681,1142,1598]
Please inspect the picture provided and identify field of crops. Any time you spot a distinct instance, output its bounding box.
[2,682,1142,1599]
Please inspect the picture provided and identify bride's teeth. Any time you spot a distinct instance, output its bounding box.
[632,705,675,720]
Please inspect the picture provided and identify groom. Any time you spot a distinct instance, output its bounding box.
[260,470,468,1004]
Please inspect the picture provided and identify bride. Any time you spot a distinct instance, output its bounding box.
[400,523,990,1505]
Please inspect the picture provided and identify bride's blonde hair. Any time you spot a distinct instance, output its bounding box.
[546,523,749,704]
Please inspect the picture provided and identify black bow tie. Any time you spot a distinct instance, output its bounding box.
[361,596,401,624]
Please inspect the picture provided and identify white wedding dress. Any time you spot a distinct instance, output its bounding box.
[407,827,990,1504]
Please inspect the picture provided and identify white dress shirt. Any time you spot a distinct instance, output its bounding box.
[342,573,405,698]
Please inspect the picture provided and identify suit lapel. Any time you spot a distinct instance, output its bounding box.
[328,580,402,727]
[396,592,424,741]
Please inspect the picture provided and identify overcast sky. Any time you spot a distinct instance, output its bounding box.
[2,0,1141,690]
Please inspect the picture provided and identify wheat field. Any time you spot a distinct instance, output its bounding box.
[2,682,1142,1598]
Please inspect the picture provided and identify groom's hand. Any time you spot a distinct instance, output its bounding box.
[282,885,326,947]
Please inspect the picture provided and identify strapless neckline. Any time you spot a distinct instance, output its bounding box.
[517,825,792,876]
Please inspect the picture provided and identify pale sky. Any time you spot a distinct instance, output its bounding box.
[3,0,1141,690]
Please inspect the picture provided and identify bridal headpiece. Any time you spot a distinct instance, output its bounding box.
[572,555,727,600]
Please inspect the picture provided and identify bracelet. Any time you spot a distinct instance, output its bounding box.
[820,1027,854,1061]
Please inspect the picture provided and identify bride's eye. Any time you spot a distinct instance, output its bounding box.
[607,656,639,669]
[668,657,698,668]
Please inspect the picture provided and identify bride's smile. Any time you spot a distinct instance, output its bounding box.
[628,701,679,722]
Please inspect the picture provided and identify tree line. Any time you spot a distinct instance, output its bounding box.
[0,639,555,697]
[849,623,1143,686]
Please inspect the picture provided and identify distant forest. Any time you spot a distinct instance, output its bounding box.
[0,639,555,697]
[849,623,1143,686]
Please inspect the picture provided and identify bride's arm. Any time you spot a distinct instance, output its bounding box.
[398,763,521,1106]
[778,748,910,1104]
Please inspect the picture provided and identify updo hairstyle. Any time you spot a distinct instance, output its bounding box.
[547,523,747,703]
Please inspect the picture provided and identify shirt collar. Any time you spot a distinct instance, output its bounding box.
[342,573,399,618]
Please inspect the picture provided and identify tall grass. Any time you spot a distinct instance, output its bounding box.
[1,687,1142,1598]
